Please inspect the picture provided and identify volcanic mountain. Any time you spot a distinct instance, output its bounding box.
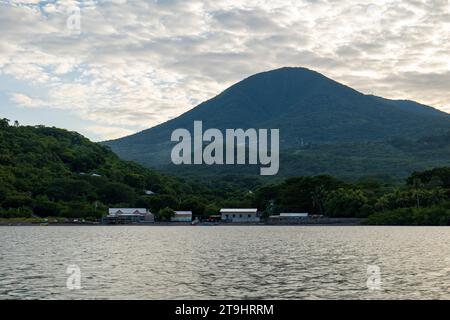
[103,67,450,179]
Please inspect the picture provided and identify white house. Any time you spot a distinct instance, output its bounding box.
[220,208,259,223]
[104,208,154,224]
[171,211,193,222]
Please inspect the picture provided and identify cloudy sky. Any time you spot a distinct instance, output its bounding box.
[1,0,449,141]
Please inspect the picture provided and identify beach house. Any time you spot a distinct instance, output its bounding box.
[220,208,260,223]
[171,211,193,222]
[103,208,155,224]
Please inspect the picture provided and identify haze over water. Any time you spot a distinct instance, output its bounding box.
[1,226,449,300]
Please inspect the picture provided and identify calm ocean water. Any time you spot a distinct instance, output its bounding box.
[1,226,449,300]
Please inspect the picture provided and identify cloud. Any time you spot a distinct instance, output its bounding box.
[1,0,450,140]
[85,125,135,141]
[10,93,47,108]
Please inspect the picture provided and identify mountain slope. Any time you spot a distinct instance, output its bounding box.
[0,120,259,218]
[103,67,450,177]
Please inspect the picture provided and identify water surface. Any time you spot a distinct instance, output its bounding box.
[1,226,449,299]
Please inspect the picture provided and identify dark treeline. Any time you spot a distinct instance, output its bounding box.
[253,169,450,225]
[1,119,449,225]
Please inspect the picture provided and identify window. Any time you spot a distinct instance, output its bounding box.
[248,214,251,218]
[239,214,243,218]
[232,214,236,218]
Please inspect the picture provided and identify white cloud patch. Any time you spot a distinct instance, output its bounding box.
[10,92,47,108]
[85,125,135,141]
[1,0,450,140]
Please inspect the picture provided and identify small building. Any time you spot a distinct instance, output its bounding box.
[268,213,309,224]
[206,215,222,222]
[103,208,154,224]
[171,211,193,222]
[220,208,260,223]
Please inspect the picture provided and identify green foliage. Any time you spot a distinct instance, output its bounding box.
[2,121,450,225]
[407,167,450,189]
[374,188,446,211]
[325,188,368,218]
[157,207,175,221]
[0,123,258,219]
[33,196,64,217]
[0,125,166,217]
[365,203,450,226]
[180,196,206,217]
[252,175,352,216]
[145,195,179,213]
[98,182,136,204]
[204,204,220,216]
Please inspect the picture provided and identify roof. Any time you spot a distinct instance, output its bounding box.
[174,211,192,216]
[220,208,258,213]
[108,208,147,215]
[279,213,309,217]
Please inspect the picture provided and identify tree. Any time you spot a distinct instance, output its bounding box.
[33,196,65,217]
[411,179,424,209]
[279,175,342,214]
[179,196,206,217]
[0,118,10,128]
[2,193,34,208]
[311,185,326,215]
[98,182,136,204]
[325,188,368,217]
[146,195,178,213]
[157,207,175,221]
[253,184,279,213]
[204,204,220,216]
[46,179,94,202]
[124,173,145,189]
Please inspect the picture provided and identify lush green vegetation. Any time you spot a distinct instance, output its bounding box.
[252,168,450,225]
[0,119,255,220]
[1,119,449,225]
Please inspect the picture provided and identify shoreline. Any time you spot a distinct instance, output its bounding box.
[2,222,450,227]
[1,221,363,227]
[0,217,363,227]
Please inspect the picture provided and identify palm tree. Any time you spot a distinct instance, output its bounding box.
[311,185,326,215]
[412,179,424,209]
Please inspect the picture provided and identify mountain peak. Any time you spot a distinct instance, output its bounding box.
[223,66,359,104]
[237,66,333,87]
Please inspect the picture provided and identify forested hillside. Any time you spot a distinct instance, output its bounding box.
[1,118,449,225]
[0,119,255,220]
